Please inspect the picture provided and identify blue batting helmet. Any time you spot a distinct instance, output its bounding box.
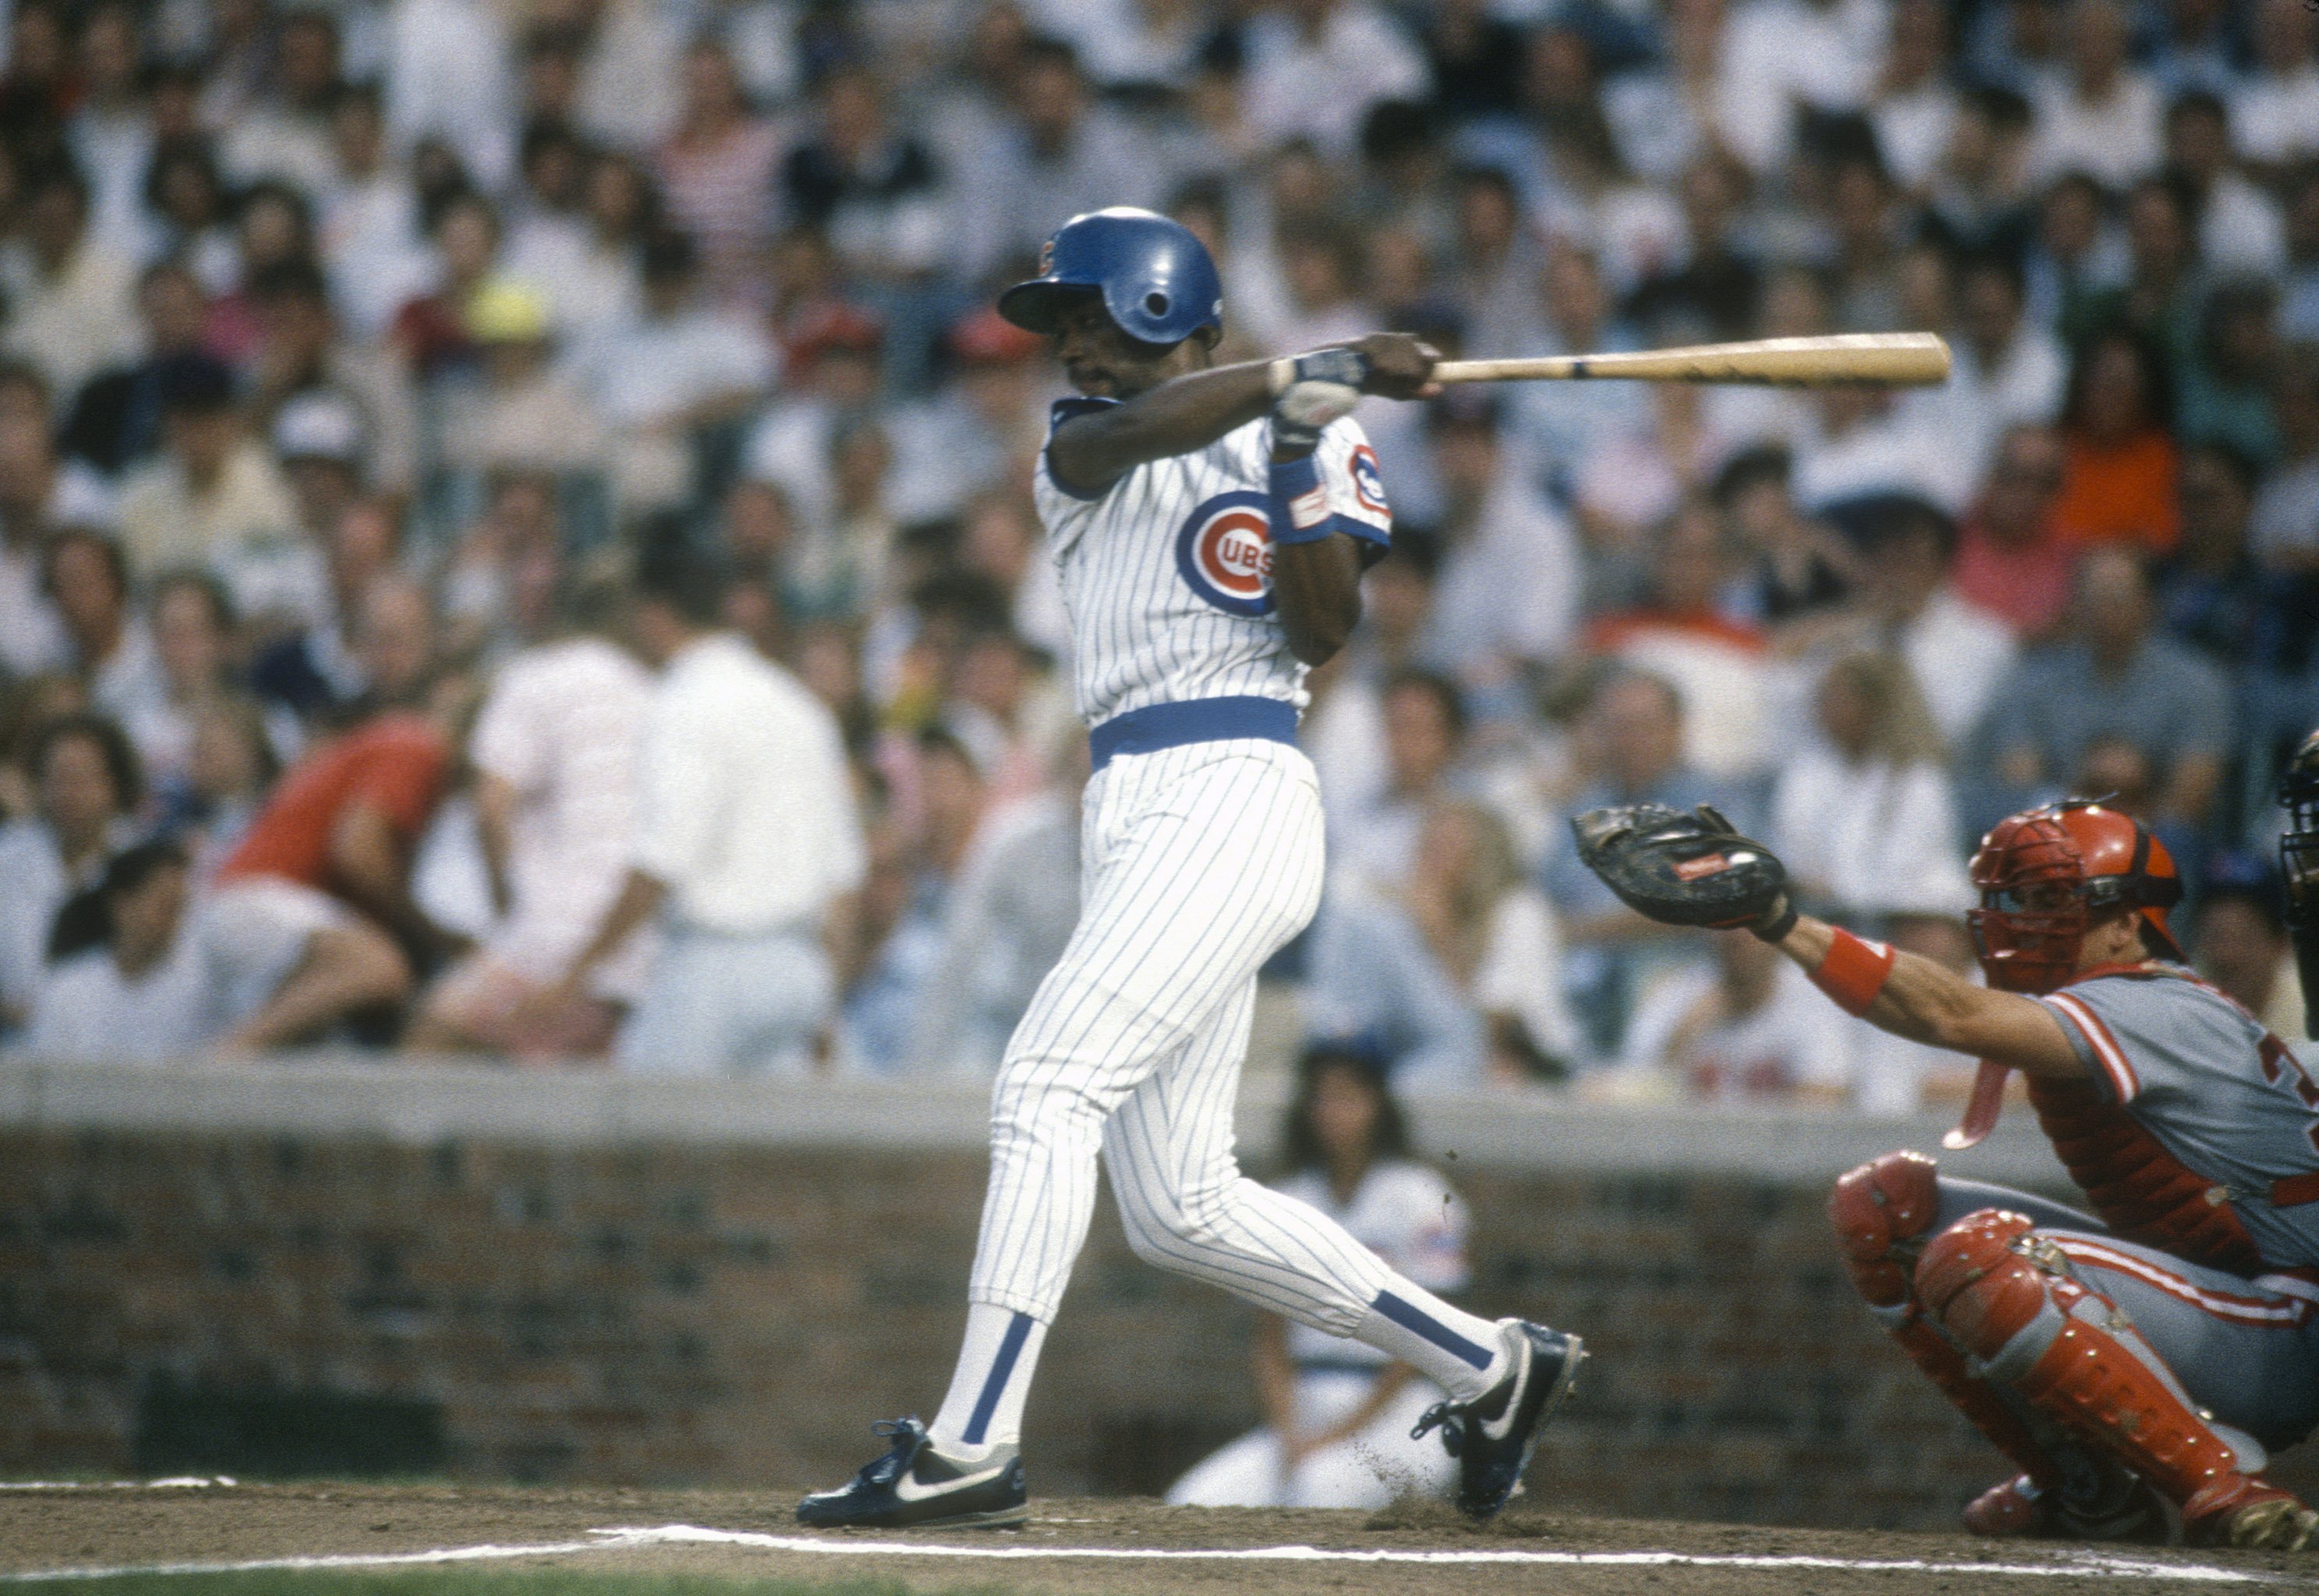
[998,207,1224,347]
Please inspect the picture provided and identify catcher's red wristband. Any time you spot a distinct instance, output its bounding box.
[1813,929,1896,1016]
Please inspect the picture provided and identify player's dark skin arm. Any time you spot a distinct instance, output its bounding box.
[1761,913,2089,1080]
[1044,305,1439,666]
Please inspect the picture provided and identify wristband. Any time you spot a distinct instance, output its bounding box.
[1267,453,1335,546]
[1812,928,1896,1016]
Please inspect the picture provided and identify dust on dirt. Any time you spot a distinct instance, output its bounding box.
[3,1481,2311,1594]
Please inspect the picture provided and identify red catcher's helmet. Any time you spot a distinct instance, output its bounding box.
[1967,799,2186,994]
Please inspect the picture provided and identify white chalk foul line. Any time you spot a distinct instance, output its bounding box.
[0,1522,2279,1584]
[0,1478,236,1492]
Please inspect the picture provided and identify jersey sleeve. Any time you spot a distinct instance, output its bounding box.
[1038,396,1121,503]
[1315,418,1393,556]
[2038,973,2248,1107]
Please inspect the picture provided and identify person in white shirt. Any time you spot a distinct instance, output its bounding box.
[1167,1041,1469,1509]
[1238,0,1430,161]
[0,715,142,1034]
[1770,651,1971,923]
[545,542,866,1077]
[23,837,408,1062]
[410,572,652,1058]
[2235,0,2319,171]
[2027,0,2163,189]
[1613,930,1853,1103]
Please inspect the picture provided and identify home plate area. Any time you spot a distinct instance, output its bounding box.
[3,1483,2314,1594]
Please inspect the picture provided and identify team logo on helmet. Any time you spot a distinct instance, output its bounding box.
[1036,238,1055,275]
[1350,445,1389,517]
[1175,490,1274,616]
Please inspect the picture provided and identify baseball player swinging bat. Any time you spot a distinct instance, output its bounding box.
[1433,331,1951,388]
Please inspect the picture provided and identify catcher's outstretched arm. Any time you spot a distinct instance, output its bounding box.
[1766,915,2086,1081]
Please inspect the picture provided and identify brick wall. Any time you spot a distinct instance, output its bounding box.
[4,1066,2313,1530]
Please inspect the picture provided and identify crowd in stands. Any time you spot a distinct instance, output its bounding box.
[0,0,2314,1111]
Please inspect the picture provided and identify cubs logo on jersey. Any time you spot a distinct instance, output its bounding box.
[1175,490,1275,616]
[1350,444,1390,517]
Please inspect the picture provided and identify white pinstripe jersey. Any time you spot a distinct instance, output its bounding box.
[1032,401,1394,725]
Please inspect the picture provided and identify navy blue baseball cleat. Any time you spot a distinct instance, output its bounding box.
[1413,1322,1585,1519]
[796,1418,1028,1530]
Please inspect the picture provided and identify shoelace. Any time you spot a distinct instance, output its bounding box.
[857,1418,924,1485]
[1411,1401,1466,1457]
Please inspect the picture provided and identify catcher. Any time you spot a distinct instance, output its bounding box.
[1575,794,2319,1551]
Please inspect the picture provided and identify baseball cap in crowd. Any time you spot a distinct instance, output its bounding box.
[465,277,552,345]
[153,351,236,414]
[948,306,1042,366]
[785,301,886,368]
[272,391,366,466]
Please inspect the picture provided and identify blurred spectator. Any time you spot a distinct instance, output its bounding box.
[441,280,610,478]
[1418,390,1579,697]
[741,301,885,543]
[887,310,1048,524]
[23,835,408,1061]
[1583,503,1768,779]
[410,564,649,1057]
[173,694,280,876]
[60,261,212,478]
[2254,348,2319,572]
[1954,422,2077,639]
[0,713,141,1032]
[1939,252,2068,464]
[779,64,946,288]
[1715,0,1882,177]
[66,1,150,258]
[2163,93,2286,276]
[1310,800,1578,1089]
[2052,327,2181,552]
[220,7,339,194]
[955,36,1156,282]
[2153,442,2271,665]
[1165,1040,1466,1509]
[1611,931,1852,1103]
[574,230,772,511]
[847,726,988,1072]
[903,729,1083,1078]
[1925,86,2038,260]
[114,353,298,586]
[0,161,139,399]
[247,260,421,503]
[390,189,501,380]
[2027,0,2162,189]
[1713,447,1856,624]
[211,576,460,978]
[1331,669,1466,895]
[318,83,431,341]
[548,542,864,1076]
[1540,668,1744,1056]
[249,499,401,724]
[2179,280,2284,466]
[656,38,781,306]
[2236,0,2319,173]
[2192,853,2303,1039]
[44,530,157,726]
[1770,651,1970,922]
[0,411,79,677]
[1971,546,2232,831]
[1240,0,1428,161]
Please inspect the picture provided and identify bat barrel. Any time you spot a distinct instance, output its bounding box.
[1432,333,1951,387]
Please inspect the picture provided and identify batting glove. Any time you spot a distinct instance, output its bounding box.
[1267,348,1368,454]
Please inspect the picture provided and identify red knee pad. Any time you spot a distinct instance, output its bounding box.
[1830,1150,1942,1307]
[1915,1209,2056,1359]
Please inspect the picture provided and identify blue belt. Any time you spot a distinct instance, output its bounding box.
[1087,695,1298,773]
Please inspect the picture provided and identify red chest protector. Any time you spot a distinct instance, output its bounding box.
[2024,1072,2265,1276]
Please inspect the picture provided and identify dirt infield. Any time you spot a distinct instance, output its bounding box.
[5,1481,2317,1594]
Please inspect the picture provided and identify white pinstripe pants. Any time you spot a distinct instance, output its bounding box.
[967,738,1393,1334]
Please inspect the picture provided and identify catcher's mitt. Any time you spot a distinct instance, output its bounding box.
[1571,803,1794,939]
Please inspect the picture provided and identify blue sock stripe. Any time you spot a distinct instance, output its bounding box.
[962,1311,1034,1446]
[1372,1290,1493,1370]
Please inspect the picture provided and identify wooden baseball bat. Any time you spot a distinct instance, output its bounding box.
[1432,332,1951,387]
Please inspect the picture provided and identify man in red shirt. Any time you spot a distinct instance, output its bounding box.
[213,574,461,1002]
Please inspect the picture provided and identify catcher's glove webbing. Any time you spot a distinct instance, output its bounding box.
[1571,803,1795,941]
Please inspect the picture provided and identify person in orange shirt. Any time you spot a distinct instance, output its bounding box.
[2051,325,2180,553]
[210,574,463,1008]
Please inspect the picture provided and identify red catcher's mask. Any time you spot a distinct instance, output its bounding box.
[1967,800,2186,994]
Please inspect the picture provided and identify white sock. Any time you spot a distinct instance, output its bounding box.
[927,1303,1048,1459]
[1353,1288,1514,1403]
